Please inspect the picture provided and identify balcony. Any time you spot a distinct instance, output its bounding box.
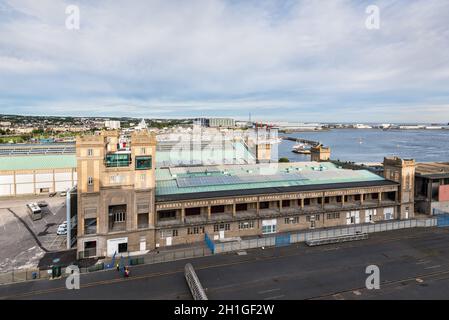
[209,212,233,222]
[259,208,280,217]
[280,206,300,215]
[185,215,208,224]
[235,210,258,219]
[157,218,183,227]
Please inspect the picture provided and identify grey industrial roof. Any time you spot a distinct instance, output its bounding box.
[155,161,395,202]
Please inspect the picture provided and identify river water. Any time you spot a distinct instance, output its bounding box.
[276,129,449,163]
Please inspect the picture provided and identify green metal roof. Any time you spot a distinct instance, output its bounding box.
[0,155,77,171]
[155,162,386,196]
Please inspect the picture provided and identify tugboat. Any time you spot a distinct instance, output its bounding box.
[292,143,311,154]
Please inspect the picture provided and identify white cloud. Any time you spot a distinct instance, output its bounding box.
[0,0,449,121]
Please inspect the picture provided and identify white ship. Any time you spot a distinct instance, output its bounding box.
[292,143,311,154]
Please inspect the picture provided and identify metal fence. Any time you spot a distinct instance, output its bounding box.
[0,246,212,285]
[214,218,437,253]
[0,268,52,284]
[0,218,437,285]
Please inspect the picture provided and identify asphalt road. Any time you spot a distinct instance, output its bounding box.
[1,226,449,300]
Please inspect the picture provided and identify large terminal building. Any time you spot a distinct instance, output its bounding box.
[73,129,415,258]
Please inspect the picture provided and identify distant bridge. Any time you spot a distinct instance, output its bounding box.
[280,136,320,146]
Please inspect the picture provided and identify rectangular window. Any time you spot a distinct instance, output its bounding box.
[185,207,201,216]
[236,203,248,211]
[346,211,360,225]
[281,200,290,207]
[160,229,178,238]
[262,225,276,234]
[214,223,230,231]
[238,221,255,229]
[87,148,93,156]
[259,201,269,209]
[84,218,97,234]
[135,156,152,170]
[141,147,146,155]
[284,217,299,224]
[158,210,176,220]
[306,214,320,222]
[88,177,93,185]
[105,153,131,167]
[188,226,204,235]
[303,198,310,206]
[326,212,340,220]
[137,213,149,229]
[211,205,225,214]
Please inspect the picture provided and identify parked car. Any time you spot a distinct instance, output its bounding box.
[49,192,57,197]
[37,201,48,207]
[57,225,67,235]
[59,191,67,197]
[59,221,67,228]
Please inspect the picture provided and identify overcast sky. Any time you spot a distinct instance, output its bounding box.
[1,0,449,122]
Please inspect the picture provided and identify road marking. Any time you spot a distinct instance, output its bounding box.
[416,261,431,265]
[263,295,284,300]
[424,265,441,270]
[258,288,280,295]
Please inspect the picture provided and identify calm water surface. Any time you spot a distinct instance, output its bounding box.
[277,129,449,163]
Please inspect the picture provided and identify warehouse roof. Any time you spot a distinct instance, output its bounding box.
[155,162,393,201]
[0,155,76,171]
[416,162,449,178]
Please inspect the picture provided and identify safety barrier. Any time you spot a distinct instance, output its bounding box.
[214,218,437,253]
[184,263,208,300]
[306,232,368,246]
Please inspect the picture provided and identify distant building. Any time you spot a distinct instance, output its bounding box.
[311,145,331,162]
[415,162,449,215]
[353,124,373,129]
[195,118,235,128]
[104,120,121,130]
[272,122,323,131]
[0,147,77,197]
[135,119,148,131]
